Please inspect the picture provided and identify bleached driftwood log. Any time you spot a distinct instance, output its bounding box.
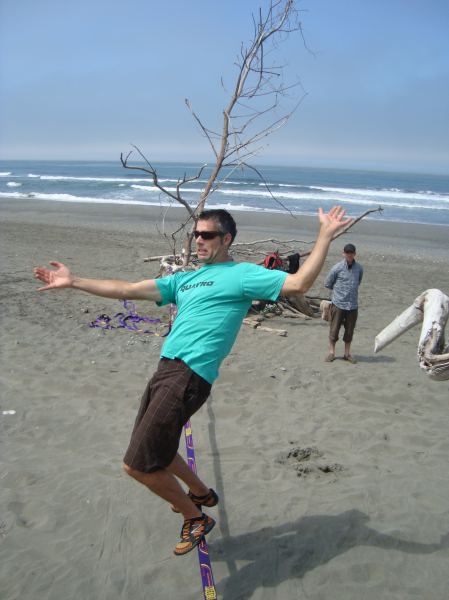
[278,300,311,320]
[243,317,287,336]
[374,289,449,381]
[284,293,315,317]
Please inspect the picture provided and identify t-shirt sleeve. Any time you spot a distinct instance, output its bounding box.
[241,264,287,301]
[155,273,178,306]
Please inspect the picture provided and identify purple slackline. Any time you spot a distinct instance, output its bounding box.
[167,286,216,597]
[183,420,217,600]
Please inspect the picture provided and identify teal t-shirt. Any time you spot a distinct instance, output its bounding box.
[155,261,287,383]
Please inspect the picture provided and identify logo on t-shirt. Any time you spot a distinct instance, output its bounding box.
[180,281,214,293]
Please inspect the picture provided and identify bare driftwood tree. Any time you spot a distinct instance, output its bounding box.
[121,0,306,267]
[120,0,381,325]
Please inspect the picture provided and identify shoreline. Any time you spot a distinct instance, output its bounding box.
[1,197,448,261]
[2,194,449,229]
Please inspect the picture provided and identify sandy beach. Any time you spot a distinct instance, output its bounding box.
[1,198,449,600]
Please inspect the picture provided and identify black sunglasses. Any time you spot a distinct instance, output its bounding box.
[193,230,225,240]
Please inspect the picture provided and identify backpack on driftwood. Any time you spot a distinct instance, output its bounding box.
[263,251,284,270]
[263,251,300,273]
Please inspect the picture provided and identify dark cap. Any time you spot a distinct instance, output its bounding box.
[343,243,356,253]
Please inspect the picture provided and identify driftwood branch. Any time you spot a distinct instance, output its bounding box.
[279,300,311,319]
[186,0,302,219]
[300,206,384,258]
[243,317,287,336]
[226,161,299,217]
[120,145,197,221]
[121,1,304,261]
[374,289,449,381]
[333,206,384,240]
[233,238,310,248]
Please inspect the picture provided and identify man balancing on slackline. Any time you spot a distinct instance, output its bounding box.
[34,205,352,556]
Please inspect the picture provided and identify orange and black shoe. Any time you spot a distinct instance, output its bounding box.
[171,488,219,513]
[173,513,215,556]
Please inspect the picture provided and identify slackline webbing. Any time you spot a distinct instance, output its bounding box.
[89,300,169,336]
[183,420,217,600]
[170,295,216,597]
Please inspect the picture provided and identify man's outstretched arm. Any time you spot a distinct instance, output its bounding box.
[281,206,353,295]
[33,261,162,302]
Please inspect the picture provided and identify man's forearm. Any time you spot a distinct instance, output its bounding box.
[281,205,352,295]
[283,228,333,294]
[71,277,139,299]
[34,261,161,301]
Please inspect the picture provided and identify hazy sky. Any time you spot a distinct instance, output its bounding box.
[1,0,448,173]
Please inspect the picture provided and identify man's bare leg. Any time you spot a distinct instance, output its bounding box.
[166,453,210,498]
[326,339,336,361]
[123,462,202,520]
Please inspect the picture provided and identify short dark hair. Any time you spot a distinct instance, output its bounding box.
[343,243,356,253]
[197,209,237,243]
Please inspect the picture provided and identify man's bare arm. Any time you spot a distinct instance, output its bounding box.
[281,206,353,295]
[34,261,162,302]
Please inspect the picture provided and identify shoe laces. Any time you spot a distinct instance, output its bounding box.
[181,516,203,540]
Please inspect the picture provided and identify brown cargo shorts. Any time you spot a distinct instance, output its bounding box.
[123,358,211,473]
[329,305,358,343]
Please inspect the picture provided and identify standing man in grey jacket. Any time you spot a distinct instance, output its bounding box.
[324,243,363,363]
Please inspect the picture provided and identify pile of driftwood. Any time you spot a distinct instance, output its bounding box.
[243,294,324,337]
[223,236,328,335]
[143,208,383,338]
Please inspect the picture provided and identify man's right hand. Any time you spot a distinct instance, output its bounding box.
[318,205,353,238]
[34,261,74,291]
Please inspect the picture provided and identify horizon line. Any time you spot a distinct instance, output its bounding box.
[0,157,448,179]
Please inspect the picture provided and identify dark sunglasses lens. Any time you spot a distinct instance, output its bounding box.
[194,231,221,240]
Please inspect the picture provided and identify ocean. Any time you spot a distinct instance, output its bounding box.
[1,160,448,227]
